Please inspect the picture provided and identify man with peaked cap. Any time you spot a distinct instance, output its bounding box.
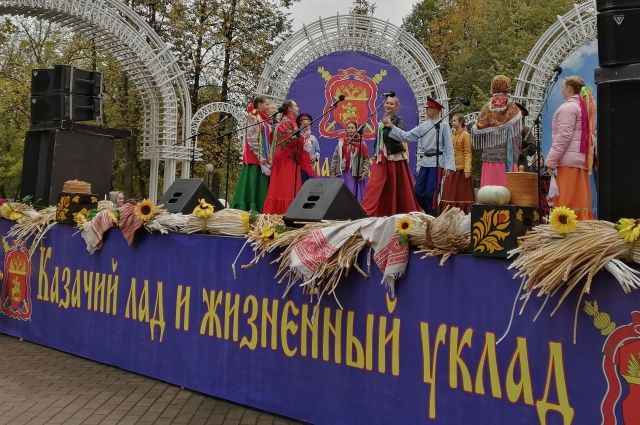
[383,97,455,215]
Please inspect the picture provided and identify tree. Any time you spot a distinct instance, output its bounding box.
[350,0,377,15]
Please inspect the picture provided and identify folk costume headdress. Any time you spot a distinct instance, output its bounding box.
[473,75,523,171]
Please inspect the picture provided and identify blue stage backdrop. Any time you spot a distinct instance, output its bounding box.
[287,51,419,175]
[1,220,640,425]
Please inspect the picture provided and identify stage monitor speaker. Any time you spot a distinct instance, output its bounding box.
[31,65,102,96]
[595,65,640,220]
[284,178,367,225]
[598,8,640,66]
[20,129,114,205]
[30,94,102,123]
[597,0,640,12]
[159,179,225,214]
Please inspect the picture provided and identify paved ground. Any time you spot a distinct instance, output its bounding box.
[0,334,306,425]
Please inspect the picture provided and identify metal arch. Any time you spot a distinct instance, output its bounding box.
[464,112,480,128]
[256,13,449,123]
[191,102,248,143]
[513,0,597,126]
[0,0,195,202]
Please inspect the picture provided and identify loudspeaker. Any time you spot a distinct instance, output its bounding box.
[597,0,640,12]
[284,178,367,225]
[598,8,640,66]
[159,179,225,214]
[20,129,114,205]
[30,94,102,123]
[595,65,640,220]
[31,65,102,96]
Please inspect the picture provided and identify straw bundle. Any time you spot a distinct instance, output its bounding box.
[508,220,640,341]
[409,208,471,264]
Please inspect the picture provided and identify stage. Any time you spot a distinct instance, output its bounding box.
[0,220,638,424]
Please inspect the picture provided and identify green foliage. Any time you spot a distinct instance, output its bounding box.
[350,0,377,15]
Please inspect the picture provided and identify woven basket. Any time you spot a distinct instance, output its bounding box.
[506,172,538,207]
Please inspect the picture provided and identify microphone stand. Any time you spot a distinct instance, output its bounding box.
[523,70,560,213]
[399,100,468,215]
[351,96,388,200]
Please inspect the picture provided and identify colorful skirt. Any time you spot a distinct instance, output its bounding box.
[341,173,368,203]
[553,166,593,220]
[440,169,475,214]
[362,156,420,217]
[230,164,269,212]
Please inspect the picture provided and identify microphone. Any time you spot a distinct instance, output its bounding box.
[331,94,346,107]
[457,97,470,106]
[551,65,563,81]
[382,91,396,97]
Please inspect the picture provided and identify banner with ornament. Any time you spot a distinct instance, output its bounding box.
[2,218,640,425]
[287,51,420,176]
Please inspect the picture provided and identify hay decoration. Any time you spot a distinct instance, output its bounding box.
[5,206,57,255]
[182,208,258,236]
[508,218,640,343]
[409,208,471,264]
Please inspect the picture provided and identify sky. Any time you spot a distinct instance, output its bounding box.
[288,0,416,30]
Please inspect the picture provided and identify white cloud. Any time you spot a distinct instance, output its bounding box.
[288,0,416,30]
[560,40,598,71]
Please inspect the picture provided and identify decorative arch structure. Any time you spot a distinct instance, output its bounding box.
[191,102,247,142]
[0,0,196,201]
[256,13,448,122]
[513,0,597,123]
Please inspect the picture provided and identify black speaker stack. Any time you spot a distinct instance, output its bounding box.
[284,179,366,225]
[30,65,102,123]
[159,179,226,213]
[595,0,640,220]
[20,65,130,205]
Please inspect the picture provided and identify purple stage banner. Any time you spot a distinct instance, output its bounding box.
[1,220,639,425]
[287,51,419,174]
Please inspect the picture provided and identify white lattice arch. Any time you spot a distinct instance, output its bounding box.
[257,13,448,121]
[514,0,597,124]
[191,102,247,142]
[0,0,195,201]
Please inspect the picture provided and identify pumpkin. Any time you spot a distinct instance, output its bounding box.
[477,185,511,205]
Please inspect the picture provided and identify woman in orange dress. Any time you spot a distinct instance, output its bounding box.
[545,75,595,220]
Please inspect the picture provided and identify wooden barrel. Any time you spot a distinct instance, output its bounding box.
[506,172,538,207]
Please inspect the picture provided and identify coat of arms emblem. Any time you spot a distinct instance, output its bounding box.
[317,66,386,140]
[0,239,33,320]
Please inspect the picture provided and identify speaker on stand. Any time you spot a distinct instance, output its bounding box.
[158,179,225,214]
[595,0,640,220]
[283,179,367,226]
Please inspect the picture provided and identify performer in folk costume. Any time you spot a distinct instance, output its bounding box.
[545,75,595,220]
[329,120,370,203]
[384,97,455,215]
[473,75,523,187]
[296,113,320,182]
[263,100,305,215]
[361,96,421,216]
[230,95,272,212]
[440,113,475,213]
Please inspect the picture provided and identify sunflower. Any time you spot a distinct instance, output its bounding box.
[549,206,578,234]
[73,211,88,227]
[239,211,250,233]
[193,199,214,219]
[260,225,279,243]
[616,218,640,243]
[9,211,23,221]
[107,210,120,225]
[396,216,413,236]
[0,203,11,219]
[134,199,159,222]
